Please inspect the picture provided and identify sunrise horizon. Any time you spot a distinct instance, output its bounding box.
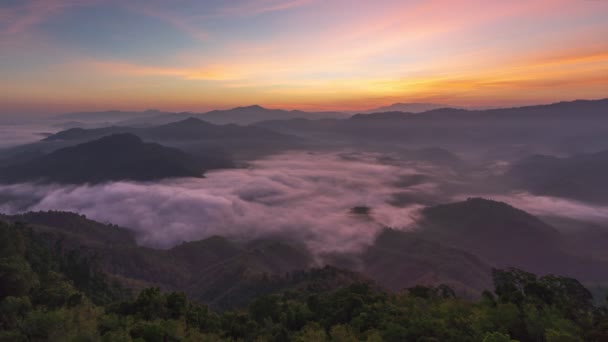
[2,0,607,116]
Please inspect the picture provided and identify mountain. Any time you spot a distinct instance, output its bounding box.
[1,215,603,341]
[350,98,608,121]
[3,203,608,311]
[362,198,608,297]
[256,99,608,153]
[0,134,206,184]
[362,228,493,297]
[415,198,608,281]
[44,117,291,143]
[0,211,367,310]
[4,211,136,248]
[44,126,128,141]
[360,102,447,114]
[53,106,350,127]
[200,105,349,125]
[39,117,300,161]
[506,150,608,204]
[142,117,288,141]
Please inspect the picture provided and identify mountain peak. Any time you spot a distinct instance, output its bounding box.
[421,197,557,237]
[361,102,447,114]
[235,105,265,111]
[178,117,206,124]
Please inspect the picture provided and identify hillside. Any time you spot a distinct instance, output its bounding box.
[416,198,608,281]
[506,150,608,203]
[363,229,493,297]
[1,217,606,341]
[0,211,367,310]
[0,134,206,184]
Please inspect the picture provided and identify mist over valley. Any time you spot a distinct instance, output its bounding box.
[2,1,608,338]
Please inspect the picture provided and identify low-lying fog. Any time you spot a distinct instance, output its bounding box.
[1,151,607,260]
[0,122,58,148]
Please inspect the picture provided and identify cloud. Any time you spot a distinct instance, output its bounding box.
[0,0,92,34]
[86,60,246,81]
[0,152,431,259]
[471,192,608,224]
[0,123,56,148]
[218,0,316,17]
[3,149,608,263]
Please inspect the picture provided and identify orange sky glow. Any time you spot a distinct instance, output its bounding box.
[0,0,607,114]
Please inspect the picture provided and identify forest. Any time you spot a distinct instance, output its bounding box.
[2,220,608,342]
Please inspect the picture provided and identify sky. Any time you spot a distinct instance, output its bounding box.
[0,0,607,115]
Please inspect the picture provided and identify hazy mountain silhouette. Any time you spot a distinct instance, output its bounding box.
[200,105,349,125]
[256,99,608,153]
[507,150,608,204]
[0,134,207,184]
[143,117,288,141]
[360,102,447,114]
[45,117,292,143]
[54,106,349,126]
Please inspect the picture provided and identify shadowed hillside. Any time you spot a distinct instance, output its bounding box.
[416,198,608,281]
[0,211,368,310]
[0,134,207,184]
[506,150,608,204]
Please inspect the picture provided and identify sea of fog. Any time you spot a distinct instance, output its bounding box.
[1,151,607,256]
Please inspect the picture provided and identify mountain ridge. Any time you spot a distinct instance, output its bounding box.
[0,133,208,184]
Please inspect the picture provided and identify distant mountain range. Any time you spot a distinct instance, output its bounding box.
[359,102,448,114]
[45,117,290,143]
[257,98,608,153]
[55,105,350,126]
[53,103,455,126]
[0,134,213,184]
[200,105,349,125]
[0,116,302,171]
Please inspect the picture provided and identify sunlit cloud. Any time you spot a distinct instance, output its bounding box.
[86,60,247,81]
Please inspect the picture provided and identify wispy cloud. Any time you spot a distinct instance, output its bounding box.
[123,2,210,41]
[218,0,316,17]
[0,0,91,34]
[85,60,249,81]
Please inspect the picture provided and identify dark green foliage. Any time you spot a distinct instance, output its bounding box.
[3,220,608,341]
